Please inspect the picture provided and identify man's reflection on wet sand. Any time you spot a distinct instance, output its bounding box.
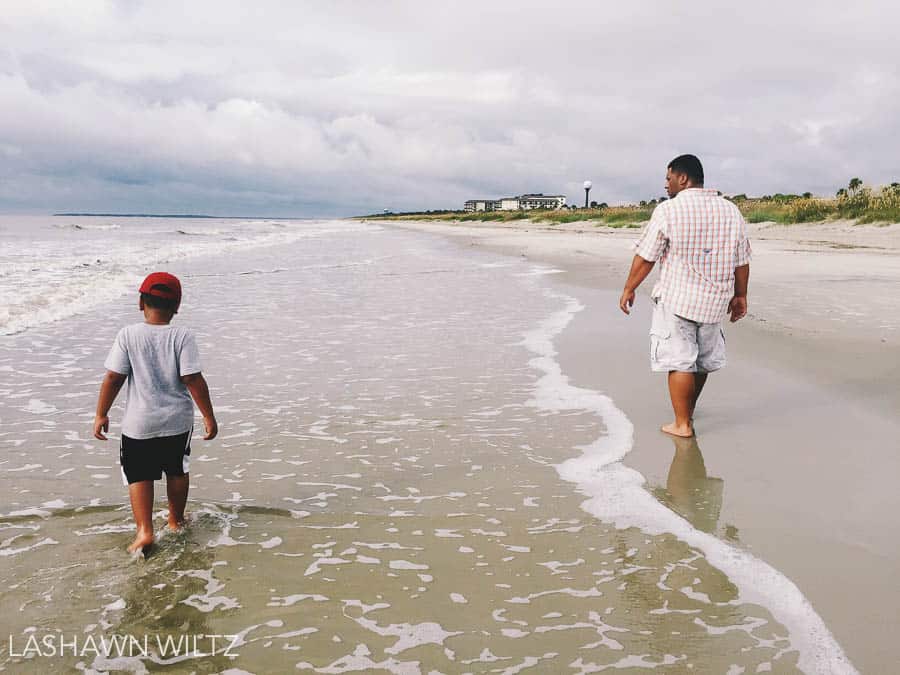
[652,435,734,538]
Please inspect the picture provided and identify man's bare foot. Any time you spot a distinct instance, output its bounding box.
[167,517,186,531]
[661,422,694,438]
[127,529,155,554]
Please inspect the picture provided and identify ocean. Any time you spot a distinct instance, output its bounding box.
[0,216,852,673]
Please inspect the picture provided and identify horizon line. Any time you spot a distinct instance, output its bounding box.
[52,212,327,220]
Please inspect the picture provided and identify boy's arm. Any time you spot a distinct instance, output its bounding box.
[94,371,127,440]
[181,372,218,440]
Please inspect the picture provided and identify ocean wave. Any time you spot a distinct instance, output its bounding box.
[0,267,142,336]
[0,220,381,335]
[53,223,121,231]
[522,288,857,675]
[175,228,238,236]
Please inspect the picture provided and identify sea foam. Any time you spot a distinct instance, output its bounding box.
[521,289,857,675]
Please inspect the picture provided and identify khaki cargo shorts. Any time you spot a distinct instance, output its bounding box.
[650,299,726,373]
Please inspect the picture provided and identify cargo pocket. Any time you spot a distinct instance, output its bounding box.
[649,327,671,364]
[649,299,671,367]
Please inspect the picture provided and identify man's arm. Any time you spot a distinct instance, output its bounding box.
[728,263,750,322]
[181,372,218,440]
[94,371,127,440]
[619,255,656,315]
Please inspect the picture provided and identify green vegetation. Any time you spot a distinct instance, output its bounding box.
[735,180,900,224]
[362,206,651,227]
[361,180,900,227]
[458,211,529,222]
[373,210,530,223]
[599,206,654,226]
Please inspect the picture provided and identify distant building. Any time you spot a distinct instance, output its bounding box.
[466,193,566,211]
[518,194,566,210]
[464,199,500,212]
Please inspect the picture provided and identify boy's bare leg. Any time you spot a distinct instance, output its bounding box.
[127,481,155,553]
[662,371,696,438]
[166,474,189,530]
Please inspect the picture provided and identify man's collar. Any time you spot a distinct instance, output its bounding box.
[676,187,716,197]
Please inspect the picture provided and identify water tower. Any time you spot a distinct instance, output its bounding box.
[583,180,592,208]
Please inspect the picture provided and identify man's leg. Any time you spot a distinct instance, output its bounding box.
[662,371,696,437]
[691,372,708,418]
[127,480,155,553]
[694,321,725,414]
[166,474,189,530]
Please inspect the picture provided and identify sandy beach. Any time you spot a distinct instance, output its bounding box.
[385,217,900,672]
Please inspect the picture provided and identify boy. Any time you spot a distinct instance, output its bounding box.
[93,272,218,554]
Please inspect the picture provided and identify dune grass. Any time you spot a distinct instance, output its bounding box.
[376,210,529,223]
[736,185,900,225]
[458,211,529,222]
[366,207,652,227]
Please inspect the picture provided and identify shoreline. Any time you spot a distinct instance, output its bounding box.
[385,218,900,672]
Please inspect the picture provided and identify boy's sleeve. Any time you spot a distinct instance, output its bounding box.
[104,328,131,375]
[633,205,669,262]
[178,330,203,376]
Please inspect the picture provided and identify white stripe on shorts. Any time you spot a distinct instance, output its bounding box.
[119,436,129,487]
[182,425,193,474]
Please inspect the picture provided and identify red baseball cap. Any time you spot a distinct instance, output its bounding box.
[139,272,182,307]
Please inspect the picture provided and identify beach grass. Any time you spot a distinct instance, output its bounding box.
[732,181,900,224]
[458,211,530,222]
[361,180,900,226]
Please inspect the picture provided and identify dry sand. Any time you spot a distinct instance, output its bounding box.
[384,217,900,673]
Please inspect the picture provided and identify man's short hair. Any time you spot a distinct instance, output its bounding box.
[668,154,704,186]
[141,284,178,312]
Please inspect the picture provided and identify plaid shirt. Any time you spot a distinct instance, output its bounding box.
[634,188,751,324]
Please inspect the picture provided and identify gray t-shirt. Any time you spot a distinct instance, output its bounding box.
[104,323,202,439]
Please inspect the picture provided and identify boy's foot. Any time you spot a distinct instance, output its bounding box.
[661,422,694,438]
[166,518,186,531]
[127,530,155,554]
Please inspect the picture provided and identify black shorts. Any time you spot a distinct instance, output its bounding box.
[120,429,192,485]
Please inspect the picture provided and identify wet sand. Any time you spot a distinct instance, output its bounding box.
[386,218,900,672]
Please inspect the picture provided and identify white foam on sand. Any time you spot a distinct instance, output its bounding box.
[521,290,857,675]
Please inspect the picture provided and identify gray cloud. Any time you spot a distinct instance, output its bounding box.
[1,0,898,216]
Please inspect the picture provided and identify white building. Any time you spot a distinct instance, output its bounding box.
[518,194,567,210]
[467,193,566,211]
[464,199,500,212]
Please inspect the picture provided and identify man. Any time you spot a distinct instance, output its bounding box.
[619,154,751,438]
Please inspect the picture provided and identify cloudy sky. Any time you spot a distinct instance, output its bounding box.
[1,1,898,217]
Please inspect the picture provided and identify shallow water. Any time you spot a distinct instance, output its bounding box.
[0,218,833,672]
